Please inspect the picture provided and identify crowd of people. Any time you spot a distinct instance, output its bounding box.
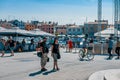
[0,36,44,57]
[0,37,16,57]
[65,37,120,60]
[0,37,37,57]
[0,36,120,71]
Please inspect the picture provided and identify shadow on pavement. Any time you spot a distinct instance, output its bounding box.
[42,69,56,75]
[64,51,70,53]
[29,70,43,76]
[79,58,92,61]
[1,55,13,58]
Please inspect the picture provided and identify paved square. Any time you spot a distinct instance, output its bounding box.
[0,48,120,80]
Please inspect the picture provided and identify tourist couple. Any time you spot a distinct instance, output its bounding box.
[36,37,60,72]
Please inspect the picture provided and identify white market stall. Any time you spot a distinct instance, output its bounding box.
[94,27,120,38]
[0,27,7,30]
[30,29,55,37]
[0,27,37,37]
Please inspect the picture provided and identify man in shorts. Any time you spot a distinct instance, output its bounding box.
[40,37,49,71]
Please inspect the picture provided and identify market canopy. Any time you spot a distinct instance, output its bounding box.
[0,27,7,30]
[30,29,55,37]
[94,27,120,38]
[0,27,55,37]
[0,27,36,37]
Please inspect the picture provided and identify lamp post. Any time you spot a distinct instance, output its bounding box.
[98,0,103,54]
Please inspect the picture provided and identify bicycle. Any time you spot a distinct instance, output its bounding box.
[78,47,94,61]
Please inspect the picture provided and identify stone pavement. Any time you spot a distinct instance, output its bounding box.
[104,69,120,80]
[88,69,120,80]
[0,48,120,80]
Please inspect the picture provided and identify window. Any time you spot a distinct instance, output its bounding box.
[78,29,80,31]
[69,29,71,31]
[73,28,75,31]
[90,27,93,31]
[61,32,63,34]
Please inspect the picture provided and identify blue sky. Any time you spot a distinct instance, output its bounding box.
[0,0,113,25]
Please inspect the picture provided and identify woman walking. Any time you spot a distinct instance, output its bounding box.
[107,37,113,59]
[51,38,60,71]
[68,39,73,52]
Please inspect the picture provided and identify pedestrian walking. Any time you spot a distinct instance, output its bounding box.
[30,38,34,51]
[40,37,49,71]
[107,37,113,59]
[68,39,73,52]
[115,38,120,59]
[51,38,60,71]
[22,39,26,51]
[8,37,16,56]
[0,38,5,57]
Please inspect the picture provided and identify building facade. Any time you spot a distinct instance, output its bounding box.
[37,24,54,34]
[37,22,57,34]
[25,23,36,31]
[0,20,13,29]
[9,20,25,29]
[67,25,83,36]
[84,20,108,38]
[55,25,67,35]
